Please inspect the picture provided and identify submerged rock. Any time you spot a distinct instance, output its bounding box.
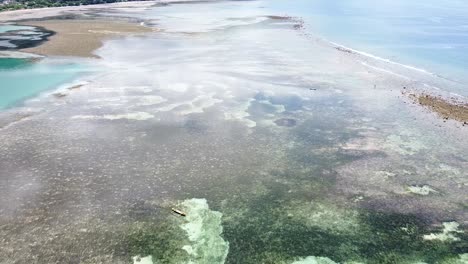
[274,118,297,127]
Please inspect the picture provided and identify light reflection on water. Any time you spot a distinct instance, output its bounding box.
[0,1,467,263]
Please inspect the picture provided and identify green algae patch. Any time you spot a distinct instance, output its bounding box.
[284,201,361,235]
[222,187,467,264]
[125,220,189,264]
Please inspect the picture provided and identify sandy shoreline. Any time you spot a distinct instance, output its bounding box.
[18,19,153,58]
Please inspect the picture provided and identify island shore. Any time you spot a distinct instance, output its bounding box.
[18,19,153,58]
[0,1,163,57]
[0,1,158,21]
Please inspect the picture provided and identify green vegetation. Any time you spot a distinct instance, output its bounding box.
[0,0,139,12]
[125,221,189,263]
[222,189,467,264]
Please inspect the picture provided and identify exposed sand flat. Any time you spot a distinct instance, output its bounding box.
[18,19,153,58]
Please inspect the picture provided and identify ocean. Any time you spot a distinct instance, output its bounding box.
[266,0,468,87]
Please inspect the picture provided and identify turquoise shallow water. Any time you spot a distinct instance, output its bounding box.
[0,25,85,110]
[266,0,468,86]
[0,58,87,109]
[0,58,29,70]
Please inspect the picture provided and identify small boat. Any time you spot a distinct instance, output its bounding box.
[171,208,187,217]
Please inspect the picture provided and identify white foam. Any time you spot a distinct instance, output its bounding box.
[360,61,411,80]
[132,255,153,264]
[136,95,168,106]
[407,185,438,196]
[177,94,222,115]
[330,41,432,75]
[72,112,154,121]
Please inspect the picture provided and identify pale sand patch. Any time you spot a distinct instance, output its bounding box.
[18,19,154,58]
[423,222,463,242]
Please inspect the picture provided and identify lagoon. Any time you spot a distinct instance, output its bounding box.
[0,58,89,109]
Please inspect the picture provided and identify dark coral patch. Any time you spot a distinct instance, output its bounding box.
[274,118,297,127]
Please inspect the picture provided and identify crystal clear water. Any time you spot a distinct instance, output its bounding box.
[0,1,467,264]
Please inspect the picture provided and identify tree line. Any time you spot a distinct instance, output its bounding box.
[0,0,131,11]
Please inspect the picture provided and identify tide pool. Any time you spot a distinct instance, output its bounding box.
[0,58,89,109]
[0,25,35,34]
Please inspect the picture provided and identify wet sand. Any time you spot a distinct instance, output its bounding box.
[18,20,154,58]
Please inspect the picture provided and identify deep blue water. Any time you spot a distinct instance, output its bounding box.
[266,0,468,84]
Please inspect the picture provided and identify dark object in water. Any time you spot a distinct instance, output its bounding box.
[171,208,186,217]
[335,47,353,54]
[274,118,297,127]
[68,84,83,90]
[309,88,317,91]
[53,92,67,98]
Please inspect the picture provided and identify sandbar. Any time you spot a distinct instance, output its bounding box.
[18,19,153,58]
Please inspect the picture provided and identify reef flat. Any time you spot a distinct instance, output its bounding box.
[0,1,466,263]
